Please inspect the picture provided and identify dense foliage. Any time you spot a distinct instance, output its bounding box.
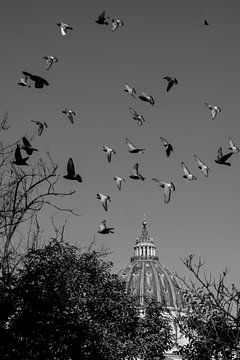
[0,240,173,359]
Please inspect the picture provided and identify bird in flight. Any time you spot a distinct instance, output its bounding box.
[129,163,146,181]
[124,83,136,98]
[98,220,114,234]
[0,111,10,131]
[43,55,58,71]
[96,193,111,211]
[163,76,178,92]
[129,107,145,126]
[204,103,221,120]
[194,155,210,177]
[22,71,49,89]
[228,137,239,154]
[62,108,76,124]
[18,75,30,87]
[63,158,82,182]
[13,144,29,166]
[95,11,109,25]
[22,137,38,156]
[181,162,197,180]
[204,20,209,26]
[113,176,125,190]
[31,120,48,136]
[160,137,173,157]
[125,138,145,154]
[215,147,233,166]
[152,178,175,204]
[138,91,154,105]
[107,17,124,31]
[56,22,73,36]
[103,146,116,163]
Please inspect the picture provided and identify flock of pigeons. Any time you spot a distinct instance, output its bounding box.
[3,10,240,235]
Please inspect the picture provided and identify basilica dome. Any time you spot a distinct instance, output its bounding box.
[118,218,185,309]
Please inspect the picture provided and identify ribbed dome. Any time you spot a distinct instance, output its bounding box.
[118,217,184,309]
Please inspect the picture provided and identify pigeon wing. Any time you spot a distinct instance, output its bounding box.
[163,185,171,204]
[181,162,191,176]
[67,158,75,176]
[126,138,136,152]
[22,137,32,148]
[15,145,22,162]
[221,152,234,162]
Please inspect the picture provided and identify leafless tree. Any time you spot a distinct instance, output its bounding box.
[174,254,240,360]
[0,137,80,285]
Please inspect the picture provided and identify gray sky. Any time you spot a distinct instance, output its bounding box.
[1,0,240,285]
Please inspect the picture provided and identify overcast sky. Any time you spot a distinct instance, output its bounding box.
[1,0,240,286]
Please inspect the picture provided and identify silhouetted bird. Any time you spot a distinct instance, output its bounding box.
[13,144,29,166]
[43,55,58,71]
[98,220,114,234]
[152,178,175,204]
[129,163,145,180]
[163,76,178,92]
[129,107,145,126]
[228,137,239,154]
[204,103,221,119]
[95,11,108,25]
[124,83,136,98]
[215,147,233,166]
[160,137,173,157]
[181,162,197,180]
[22,137,38,155]
[103,146,116,162]
[113,176,125,190]
[22,71,49,89]
[63,158,82,182]
[194,155,210,177]
[138,91,154,105]
[62,108,76,124]
[56,22,73,36]
[31,120,48,136]
[204,20,209,26]
[126,138,145,153]
[96,193,111,211]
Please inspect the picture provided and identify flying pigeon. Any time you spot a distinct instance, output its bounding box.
[152,178,175,204]
[125,138,145,154]
[129,107,145,126]
[22,71,49,89]
[31,120,48,136]
[228,137,239,154]
[204,103,221,120]
[95,11,108,25]
[56,22,73,36]
[124,83,136,98]
[204,20,209,26]
[22,137,38,156]
[194,155,210,177]
[13,144,29,166]
[138,91,154,105]
[63,158,82,182]
[0,111,10,131]
[163,77,178,92]
[129,163,145,181]
[107,17,124,31]
[160,137,173,157]
[62,108,76,124]
[98,220,114,234]
[215,147,233,166]
[96,193,111,211]
[113,176,125,190]
[103,146,116,162]
[43,55,58,71]
[18,75,30,87]
[181,162,197,180]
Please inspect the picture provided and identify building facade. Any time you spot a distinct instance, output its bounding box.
[117,217,187,359]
